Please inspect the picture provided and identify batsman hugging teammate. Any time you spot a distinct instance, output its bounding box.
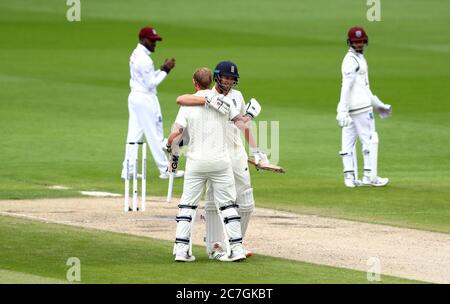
[166,67,262,262]
[176,61,268,259]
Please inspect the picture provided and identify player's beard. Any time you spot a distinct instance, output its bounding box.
[351,42,366,54]
[217,82,232,95]
[217,79,236,95]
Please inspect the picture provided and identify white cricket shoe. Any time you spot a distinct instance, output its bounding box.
[344,172,360,188]
[209,243,246,262]
[208,242,226,260]
[229,244,247,262]
[174,244,196,262]
[362,175,389,187]
[159,170,184,179]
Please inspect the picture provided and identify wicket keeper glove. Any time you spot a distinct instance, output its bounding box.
[251,147,269,165]
[245,98,262,119]
[336,111,353,127]
[205,93,230,115]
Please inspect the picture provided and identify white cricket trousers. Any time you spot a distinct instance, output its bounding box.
[340,110,376,173]
[204,151,254,253]
[175,166,243,249]
[122,91,168,175]
[205,151,252,205]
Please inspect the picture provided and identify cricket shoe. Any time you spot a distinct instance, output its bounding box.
[208,242,226,260]
[344,172,361,188]
[229,244,247,262]
[174,244,196,262]
[362,176,389,187]
[159,170,184,179]
[209,243,246,262]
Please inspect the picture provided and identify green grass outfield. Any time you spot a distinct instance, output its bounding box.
[0,0,448,283]
[0,215,420,284]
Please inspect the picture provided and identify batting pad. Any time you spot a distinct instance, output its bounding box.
[175,206,197,251]
[205,205,224,254]
[221,207,243,245]
[340,151,356,173]
[237,188,254,238]
[237,188,255,210]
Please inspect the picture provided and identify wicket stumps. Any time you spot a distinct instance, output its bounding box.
[124,142,147,212]
[353,144,358,180]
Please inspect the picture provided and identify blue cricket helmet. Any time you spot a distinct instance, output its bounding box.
[213,61,239,82]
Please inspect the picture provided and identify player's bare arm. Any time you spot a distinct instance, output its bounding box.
[177,92,231,115]
[167,125,184,146]
[176,95,205,106]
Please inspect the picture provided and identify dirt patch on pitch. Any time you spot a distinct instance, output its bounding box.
[1,197,449,283]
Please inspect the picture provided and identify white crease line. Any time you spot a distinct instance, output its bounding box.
[80,191,122,197]
[0,212,72,225]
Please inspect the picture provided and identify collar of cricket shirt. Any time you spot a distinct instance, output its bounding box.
[213,86,233,96]
[349,47,362,57]
[137,43,151,56]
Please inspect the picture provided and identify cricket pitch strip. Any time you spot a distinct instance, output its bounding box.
[0,197,449,283]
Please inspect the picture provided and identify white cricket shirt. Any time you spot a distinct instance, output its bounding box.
[212,87,247,155]
[338,48,373,115]
[129,43,167,95]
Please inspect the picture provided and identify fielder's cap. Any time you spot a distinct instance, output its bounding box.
[139,26,162,41]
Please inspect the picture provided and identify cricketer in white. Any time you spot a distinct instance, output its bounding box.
[172,89,245,262]
[336,26,392,188]
[176,61,267,260]
[121,27,183,180]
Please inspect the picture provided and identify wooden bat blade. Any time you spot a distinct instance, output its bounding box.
[248,158,286,174]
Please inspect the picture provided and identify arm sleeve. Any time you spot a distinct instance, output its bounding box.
[364,85,381,106]
[371,94,385,108]
[140,60,167,90]
[337,56,358,113]
[174,107,188,128]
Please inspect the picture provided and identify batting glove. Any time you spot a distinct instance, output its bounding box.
[371,95,392,119]
[245,98,262,119]
[336,111,353,127]
[251,147,269,165]
[377,104,392,119]
[205,94,230,115]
